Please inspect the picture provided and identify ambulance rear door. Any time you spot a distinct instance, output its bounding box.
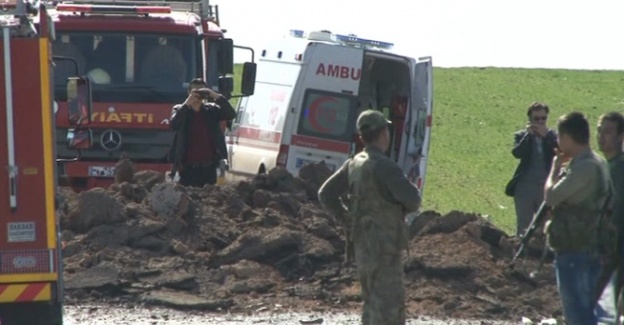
[282,43,363,174]
[397,56,433,195]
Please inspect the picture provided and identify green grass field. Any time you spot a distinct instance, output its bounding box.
[232,64,624,234]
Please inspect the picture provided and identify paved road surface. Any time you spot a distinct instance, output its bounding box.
[63,305,521,325]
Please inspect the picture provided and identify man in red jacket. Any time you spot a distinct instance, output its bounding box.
[168,78,236,187]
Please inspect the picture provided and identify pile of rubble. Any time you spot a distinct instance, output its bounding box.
[57,162,561,322]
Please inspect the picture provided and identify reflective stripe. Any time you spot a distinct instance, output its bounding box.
[0,283,51,302]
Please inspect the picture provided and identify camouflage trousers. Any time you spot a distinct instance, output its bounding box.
[354,244,405,325]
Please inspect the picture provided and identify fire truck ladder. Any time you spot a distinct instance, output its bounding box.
[2,24,17,211]
[0,1,31,211]
[52,0,219,22]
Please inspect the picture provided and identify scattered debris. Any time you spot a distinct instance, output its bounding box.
[59,162,562,321]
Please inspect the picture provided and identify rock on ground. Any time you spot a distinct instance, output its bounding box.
[141,290,233,310]
[68,188,127,233]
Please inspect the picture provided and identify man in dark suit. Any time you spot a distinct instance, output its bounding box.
[505,102,558,236]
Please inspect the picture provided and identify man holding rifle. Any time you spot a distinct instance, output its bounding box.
[543,112,611,325]
[318,110,421,325]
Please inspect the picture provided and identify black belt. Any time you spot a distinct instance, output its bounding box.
[185,161,214,168]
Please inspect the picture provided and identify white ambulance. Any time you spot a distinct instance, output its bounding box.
[226,29,433,193]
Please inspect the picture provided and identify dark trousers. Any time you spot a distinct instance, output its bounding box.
[179,162,217,187]
[513,181,544,236]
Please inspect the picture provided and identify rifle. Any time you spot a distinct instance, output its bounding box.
[509,201,551,269]
[335,207,355,265]
[344,230,355,264]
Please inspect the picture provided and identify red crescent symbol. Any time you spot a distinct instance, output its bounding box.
[308,96,337,133]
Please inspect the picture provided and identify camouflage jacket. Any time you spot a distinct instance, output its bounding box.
[544,149,611,254]
[318,146,421,254]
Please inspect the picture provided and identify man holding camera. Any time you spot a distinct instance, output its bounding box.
[506,102,558,236]
[168,78,236,187]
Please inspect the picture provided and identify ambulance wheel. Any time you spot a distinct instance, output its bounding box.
[258,165,267,174]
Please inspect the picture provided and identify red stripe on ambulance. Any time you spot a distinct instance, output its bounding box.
[291,134,350,153]
[235,127,282,144]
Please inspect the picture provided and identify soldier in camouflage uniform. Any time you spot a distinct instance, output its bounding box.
[318,110,422,325]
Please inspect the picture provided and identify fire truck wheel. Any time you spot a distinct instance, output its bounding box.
[0,301,63,324]
[51,302,63,324]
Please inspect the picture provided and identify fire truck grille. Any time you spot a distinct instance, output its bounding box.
[0,250,52,274]
[55,128,174,162]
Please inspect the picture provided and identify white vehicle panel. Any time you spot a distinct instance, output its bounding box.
[285,145,348,175]
[228,59,300,175]
[302,43,364,95]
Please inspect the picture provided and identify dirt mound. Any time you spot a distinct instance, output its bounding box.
[58,163,560,322]
[404,211,559,321]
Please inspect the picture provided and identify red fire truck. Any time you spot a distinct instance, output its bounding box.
[0,0,93,323]
[44,0,256,190]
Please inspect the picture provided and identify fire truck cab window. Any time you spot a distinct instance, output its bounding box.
[140,45,187,88]
[53,42,86,86]
[52,32,197,103]
[90,37,124,83]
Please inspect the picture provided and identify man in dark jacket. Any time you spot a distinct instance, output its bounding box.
[505,102,558,236]
[168,78,236,187]
[595,111,624,323]
[543,111,610,325]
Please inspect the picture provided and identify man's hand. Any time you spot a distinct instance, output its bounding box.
[526,124,534,135]
[183,93,201,111]
[552,148,571,171]
[532,123,548,138]
[192,88,221,101]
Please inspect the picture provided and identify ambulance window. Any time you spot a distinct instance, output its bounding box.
[297,90,357,142]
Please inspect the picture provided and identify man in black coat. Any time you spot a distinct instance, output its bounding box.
[168,78,236,187]
[505,102,558,236]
